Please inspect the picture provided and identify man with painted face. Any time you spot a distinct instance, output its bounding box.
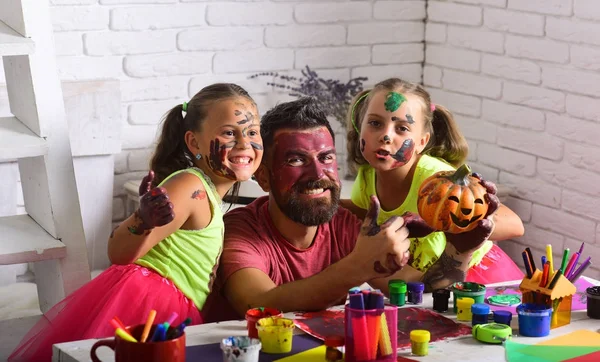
[201,97,418,321]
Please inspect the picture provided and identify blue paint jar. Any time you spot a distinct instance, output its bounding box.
[407,282,424,304]
[517,303,552,337]
[471,303,490,326]
[493,310,513,325]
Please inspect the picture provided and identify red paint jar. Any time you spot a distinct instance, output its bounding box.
[245,307,283,339]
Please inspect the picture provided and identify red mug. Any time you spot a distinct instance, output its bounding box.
[90,324,185,362]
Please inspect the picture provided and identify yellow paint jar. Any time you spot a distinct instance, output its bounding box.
[256,317,295,353]
[410,330,430,356]
[456,297,475,321]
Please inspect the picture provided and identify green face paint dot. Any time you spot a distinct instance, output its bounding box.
[487,295,521,306]
[384,92,406,112]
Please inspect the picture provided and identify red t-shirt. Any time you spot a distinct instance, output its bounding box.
[202,196,361,322]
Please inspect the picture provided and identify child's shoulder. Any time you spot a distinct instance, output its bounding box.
[418,155,455,175]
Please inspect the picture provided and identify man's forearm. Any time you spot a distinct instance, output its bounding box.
[420,243,473,292]
[248,257,365,313]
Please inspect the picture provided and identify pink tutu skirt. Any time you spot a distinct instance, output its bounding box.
[467,244,524,285]
[8,264,203,362]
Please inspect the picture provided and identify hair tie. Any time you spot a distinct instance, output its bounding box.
[350,92,370,133]
[182,101,188,112]
[430,103,436,112]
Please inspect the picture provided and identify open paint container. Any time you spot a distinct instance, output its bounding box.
[587,286,600,319]
[256,317,295,354]
[221,336,261,362]
[517,303,552,337]
[451,282,486,313]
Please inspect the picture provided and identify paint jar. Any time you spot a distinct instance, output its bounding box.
[451,282,486,313]
[245,307,282,339]
[517,303,552,337]
[324,335,344,362]
[409,330,430,356]
[256,317,295,354]
[344,304,398,362]
[389,282,407,306]
[471,303,490,326]
[220,336,261,362]
[493,310,513,326]
[456,297,475,322]
[432,289,451,312]
[406,282,424,304]
[586,286,600,319]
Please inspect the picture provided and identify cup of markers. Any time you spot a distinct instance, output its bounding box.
[90,311,191,362]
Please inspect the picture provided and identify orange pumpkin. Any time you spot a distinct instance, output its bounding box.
[417,164,488,234]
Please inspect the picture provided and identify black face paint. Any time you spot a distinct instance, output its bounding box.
[406,114,415,124]
[234,110,242,116]
[391,139,415,167]
[250,142,263,150]
[360,139,366,152]
[383,135,391,142]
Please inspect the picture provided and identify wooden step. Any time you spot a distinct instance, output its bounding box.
[0,19,33,56]
[0,117,48,161]
[0,214,66,265]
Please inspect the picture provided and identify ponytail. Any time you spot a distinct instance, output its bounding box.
[346,89,372,175]
[149,104,194,187]
[422,104,468,168]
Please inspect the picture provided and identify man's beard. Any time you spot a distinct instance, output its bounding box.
[272,179,340,226]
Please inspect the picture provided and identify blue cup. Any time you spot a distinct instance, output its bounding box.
[517,304,552,337]
[493,310,513,325]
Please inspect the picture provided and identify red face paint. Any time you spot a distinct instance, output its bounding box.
[269,128,341,226]
[270,129,339,193]
[391,139,415,167]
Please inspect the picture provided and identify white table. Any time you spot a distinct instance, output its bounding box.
[54,278,600,362]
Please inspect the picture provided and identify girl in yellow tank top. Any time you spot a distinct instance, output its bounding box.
[342,78,524,289]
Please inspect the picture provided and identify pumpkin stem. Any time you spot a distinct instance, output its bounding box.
[450,164,472,186]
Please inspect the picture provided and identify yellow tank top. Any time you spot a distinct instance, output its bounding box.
[136,167,224,310]
[350,155,492,272]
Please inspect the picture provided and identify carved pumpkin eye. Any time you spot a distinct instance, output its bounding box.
[448,196,460,203]
[474,199,484,204]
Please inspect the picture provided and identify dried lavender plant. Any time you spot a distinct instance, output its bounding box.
[250,66,368,128]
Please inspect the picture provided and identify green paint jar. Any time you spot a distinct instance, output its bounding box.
[451,282,486,314]
[389,281,407,306]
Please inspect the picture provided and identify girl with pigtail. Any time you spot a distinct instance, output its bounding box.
[342,78,524,291]
[10,83,264,362]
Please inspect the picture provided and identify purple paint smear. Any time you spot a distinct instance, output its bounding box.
[485,277,595,314]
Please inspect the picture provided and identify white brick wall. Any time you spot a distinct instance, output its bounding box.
[0,1,426,236]
[5,0,600,280]
[426,0,600,279]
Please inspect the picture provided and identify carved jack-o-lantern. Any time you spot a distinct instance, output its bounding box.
[417,164,488,234]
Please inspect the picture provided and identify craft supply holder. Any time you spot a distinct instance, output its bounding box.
[519,269,576,329]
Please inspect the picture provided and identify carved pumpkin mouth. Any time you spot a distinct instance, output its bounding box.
[450,212,482,228]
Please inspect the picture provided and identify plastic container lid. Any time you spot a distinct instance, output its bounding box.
[471,303,490,315]
[390,283,407,293]
[388,279,406,286]
[456,297,475,308]
[410,330,431,343]
[493,310,512,318]
[407,282,425,292]
[324,335,345,347]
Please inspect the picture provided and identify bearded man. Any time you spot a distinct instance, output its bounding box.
[202,97,413,321]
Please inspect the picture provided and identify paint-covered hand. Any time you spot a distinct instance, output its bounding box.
[353,195,411,277]
[444,174,499,253]
[207,139,236,180]
[401,212,435,238]
[133,171,175,234]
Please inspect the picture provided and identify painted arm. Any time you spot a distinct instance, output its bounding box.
[223,196,411,316]
[108,170,211,264]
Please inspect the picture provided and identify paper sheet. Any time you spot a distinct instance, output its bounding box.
[504,340,600,362]
[536,329,600,347]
